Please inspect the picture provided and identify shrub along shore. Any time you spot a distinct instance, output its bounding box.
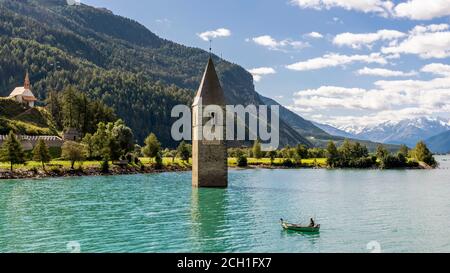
[1,119,438,180]
[0,157,325,180]
[0,155,432,180]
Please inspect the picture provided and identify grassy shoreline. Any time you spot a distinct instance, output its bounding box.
[0,157,327,171]
[0,157,428,180]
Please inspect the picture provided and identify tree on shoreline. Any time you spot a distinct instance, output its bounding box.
[235,148,248,167]
[0,131,26,172]
[82,133,95,159]
[62,141,86,169]
[295,144,308,160]
[326,141,339,168]
[376,144,389,160]
[177,141,190,162]
[143,133,161,163]
[89,120,134,161]
[32,139,51,171]
[413,141,437,167]
[253,140,262,159]
[398,144,409,157]
[268,150,277,165]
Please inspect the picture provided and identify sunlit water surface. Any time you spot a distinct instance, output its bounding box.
[0,156,449,253]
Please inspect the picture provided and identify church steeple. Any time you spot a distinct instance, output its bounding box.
[193,57,225,106]
[191,57,228,188]
[24,71,30,90]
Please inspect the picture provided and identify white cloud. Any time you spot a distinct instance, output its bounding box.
[306,32,324,38]
[198,28,231,41]
[421,63,450,76]
[410,23,449,34]
[357,67,417,77]
[248,67,276,82]
[333,29,405,49]
[251,35,310,51]
[293,86,393,110]
[291,74,450,126]
[286,53,387,71]
[381,28,450,59]
[292,0,450,20]
[327,108,435,127]
[394,0,450,20]
[290,0,394,16]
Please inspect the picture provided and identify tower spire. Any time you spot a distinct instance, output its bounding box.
[209,39,212,57]
[24,71,30,90]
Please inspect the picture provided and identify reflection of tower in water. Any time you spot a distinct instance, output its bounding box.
[190,188,230,252]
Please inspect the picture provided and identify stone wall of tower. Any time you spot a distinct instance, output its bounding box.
[192,139,228,188]
[192,57,228,188]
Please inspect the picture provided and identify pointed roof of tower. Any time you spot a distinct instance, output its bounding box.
[193,57,225,106]
[24,71,30,90]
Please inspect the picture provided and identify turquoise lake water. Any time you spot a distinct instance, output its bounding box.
[0,156,449,253]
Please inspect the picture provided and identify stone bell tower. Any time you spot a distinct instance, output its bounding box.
[192,57,228,188]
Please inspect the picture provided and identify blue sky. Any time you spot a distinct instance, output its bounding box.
[82,0,450,129]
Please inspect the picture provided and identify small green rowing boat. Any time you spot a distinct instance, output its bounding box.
[280,219,320,233]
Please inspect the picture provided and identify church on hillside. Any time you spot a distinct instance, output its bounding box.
[8,72,37,107]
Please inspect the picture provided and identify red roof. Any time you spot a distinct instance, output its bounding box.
[22,96,37,101]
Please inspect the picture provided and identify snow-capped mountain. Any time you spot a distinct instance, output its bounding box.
[313,122,356,139]
[339,117,450,147]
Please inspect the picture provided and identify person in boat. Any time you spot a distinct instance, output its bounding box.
[309,218,315,227]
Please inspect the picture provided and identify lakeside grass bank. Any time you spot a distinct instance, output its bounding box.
[0,157,329,179]
[0,157,429,180]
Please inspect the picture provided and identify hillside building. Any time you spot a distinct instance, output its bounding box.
[8,72,37,107]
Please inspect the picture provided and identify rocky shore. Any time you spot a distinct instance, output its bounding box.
[0,164,191,180]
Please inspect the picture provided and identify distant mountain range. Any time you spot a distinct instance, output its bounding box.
[316,117,450,151]
[313,122,355,139]
[426,130,450,154]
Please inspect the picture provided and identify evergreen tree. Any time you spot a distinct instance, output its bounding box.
[237,153,248,167]
[0,131,26,172]
[177,141,190,162]
[32,139,51,170]
[351,142,369,158]
[398,144,409,157]
[376,144,389,160]
[295,144,308,159]
[339,139,353,161]
[268,150,277,165]
[326,141,339,168]
[413,141,437,167]
[154,151,163,169]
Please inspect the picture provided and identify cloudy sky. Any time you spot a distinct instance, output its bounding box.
[83,0,450,128]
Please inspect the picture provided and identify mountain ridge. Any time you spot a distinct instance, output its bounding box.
[0,0,321,147]
[337,117,450,147]
[425,130,450,154]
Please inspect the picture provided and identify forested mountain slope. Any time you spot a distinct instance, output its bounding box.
[0,0,323,147]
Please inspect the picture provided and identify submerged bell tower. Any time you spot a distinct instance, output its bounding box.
[192,57,228,188]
